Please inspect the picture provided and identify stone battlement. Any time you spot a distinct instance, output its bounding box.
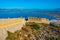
[27,17,50,24]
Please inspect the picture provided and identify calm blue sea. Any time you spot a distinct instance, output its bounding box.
[0,12,56,20]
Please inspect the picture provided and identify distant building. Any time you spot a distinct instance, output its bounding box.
[50,20,60,26]
[27,17,50,24]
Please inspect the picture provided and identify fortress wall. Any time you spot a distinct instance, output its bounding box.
[0,18,26,40]
[28,17,50,24]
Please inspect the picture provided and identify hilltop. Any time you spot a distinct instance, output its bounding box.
[6,22,60,40]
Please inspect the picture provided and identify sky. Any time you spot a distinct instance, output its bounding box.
[0,0,60,9]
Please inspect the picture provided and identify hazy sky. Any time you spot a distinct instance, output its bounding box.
[0,0,60,9]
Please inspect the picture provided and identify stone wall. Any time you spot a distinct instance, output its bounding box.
[28,17,50,24]
[0,18,26,40]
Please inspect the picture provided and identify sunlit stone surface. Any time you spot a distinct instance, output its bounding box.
[0,18,26,40]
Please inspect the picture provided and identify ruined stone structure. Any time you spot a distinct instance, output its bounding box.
[27,17,50,24]
[0,17,50,40]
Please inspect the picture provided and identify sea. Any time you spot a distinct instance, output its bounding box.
[0,12,56,20]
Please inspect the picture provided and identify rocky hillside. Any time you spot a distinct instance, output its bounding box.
[6,22,60,40]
